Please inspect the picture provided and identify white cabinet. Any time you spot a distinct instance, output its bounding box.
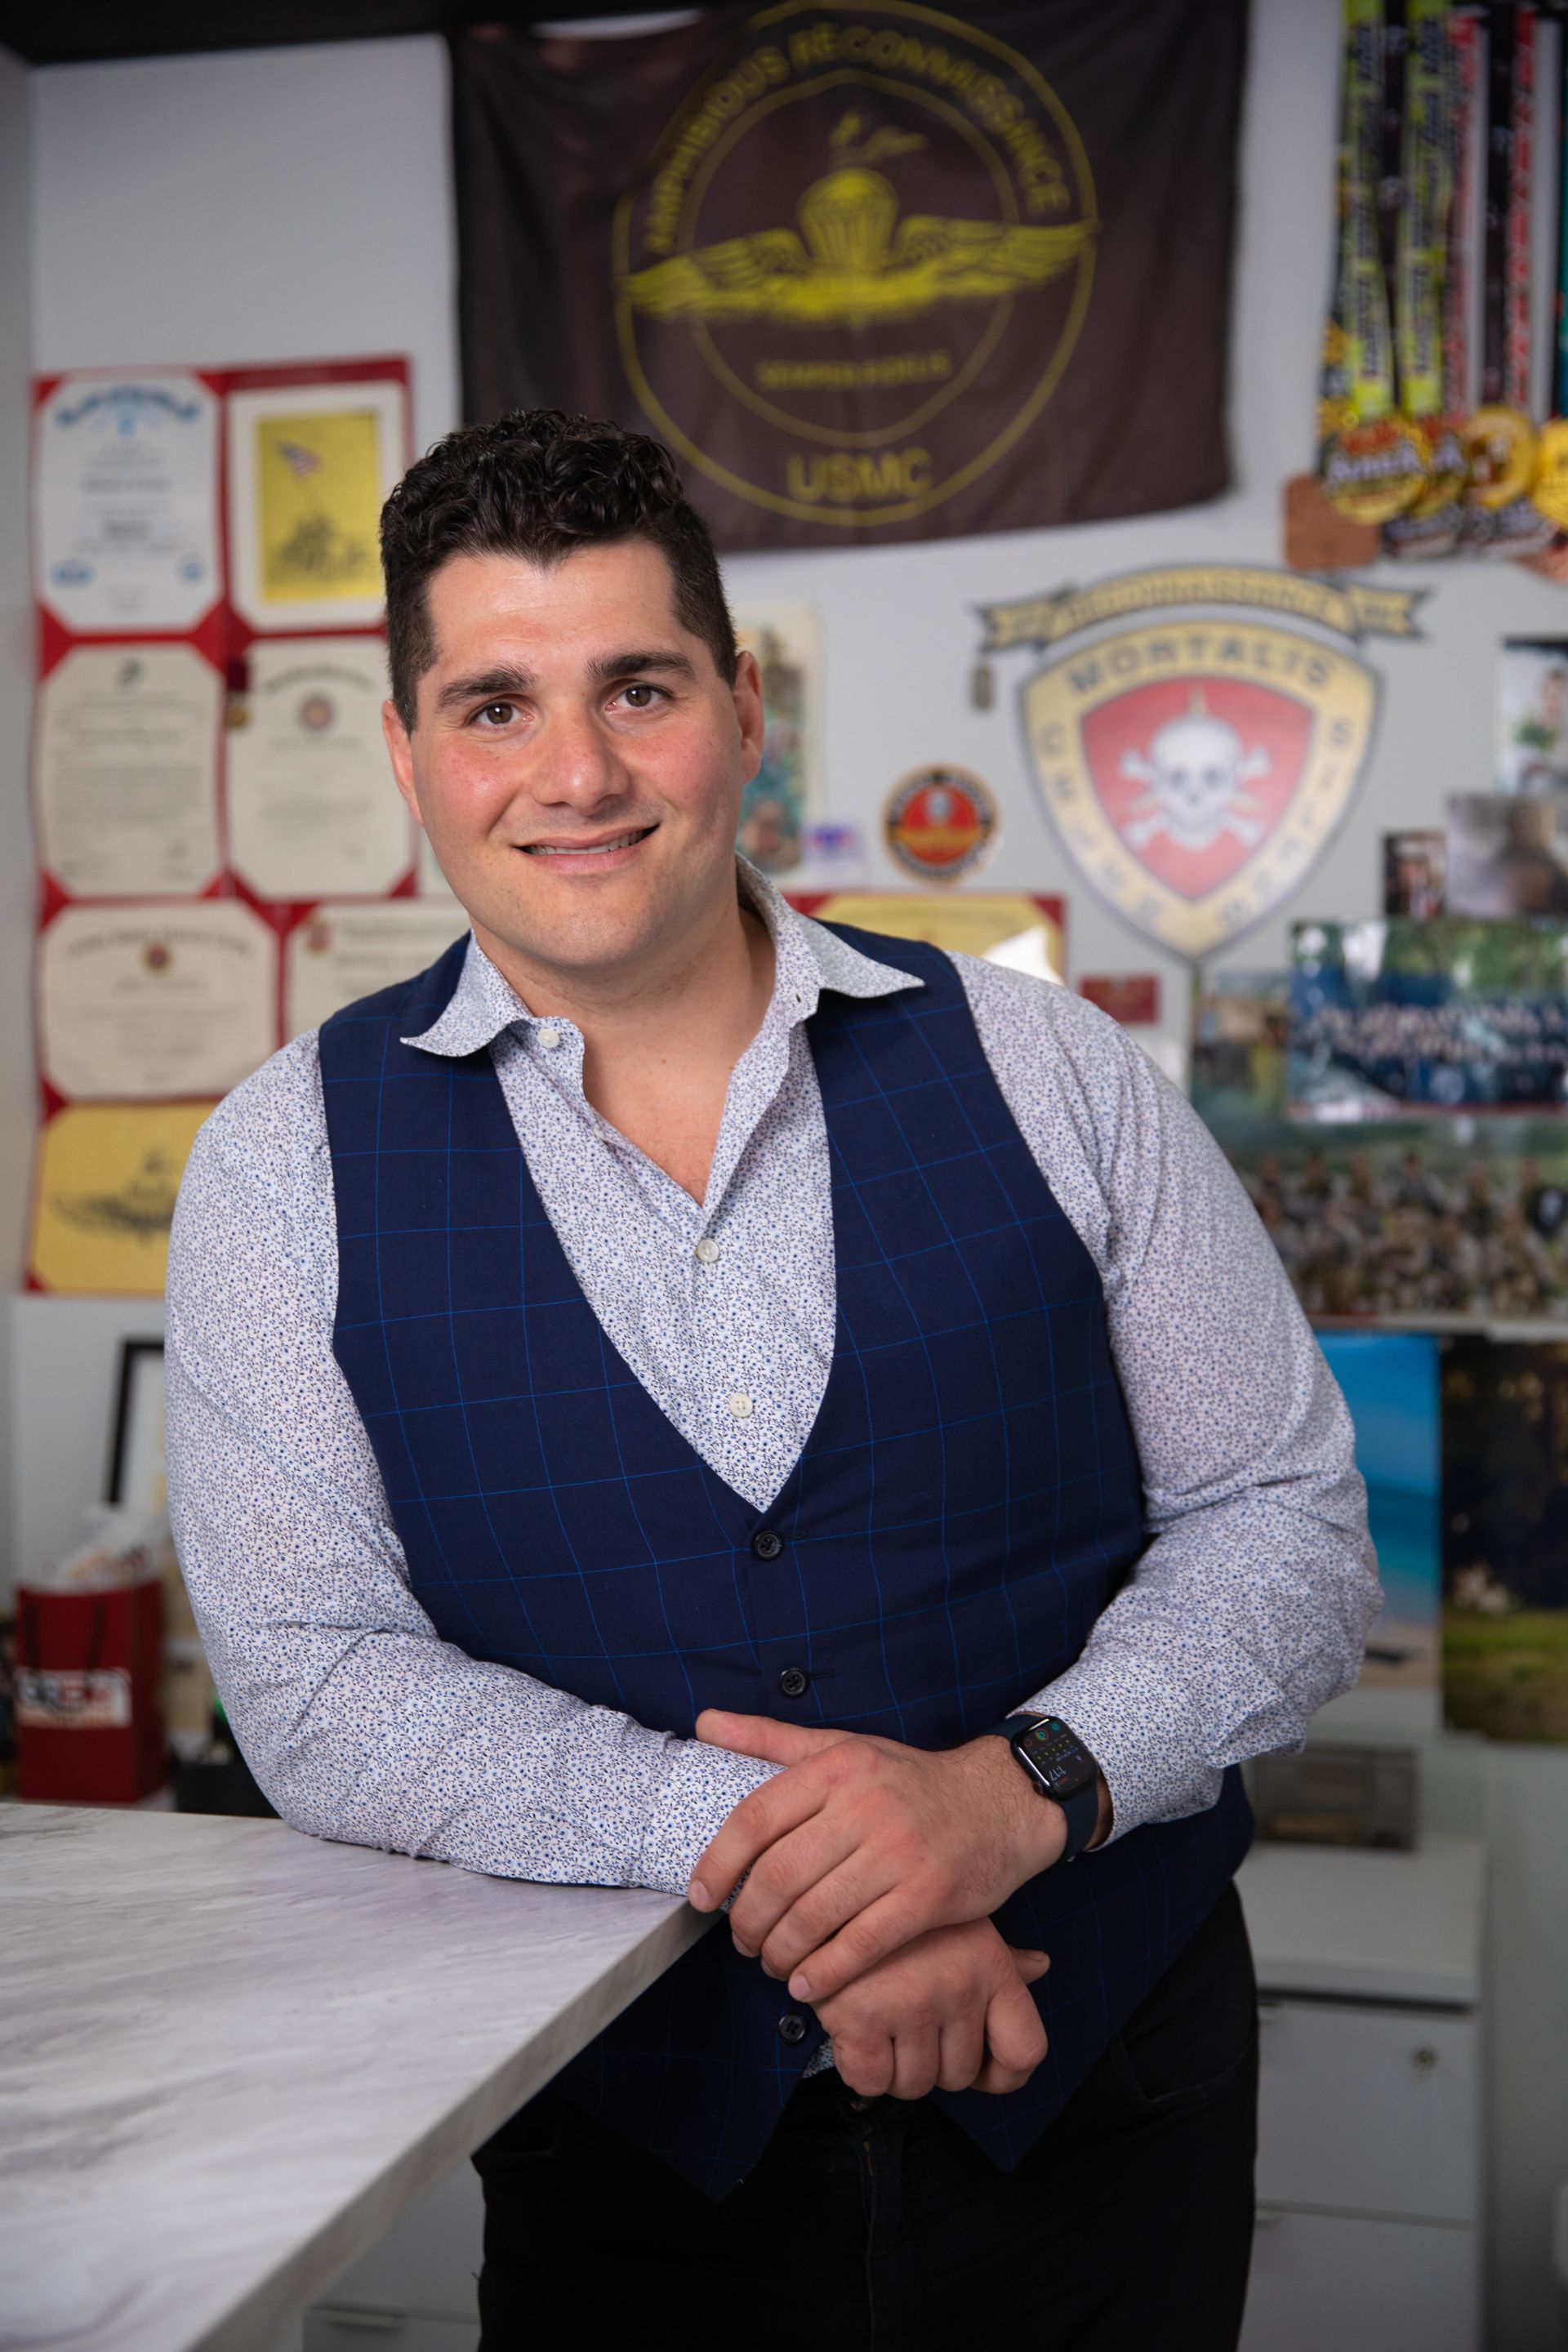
[305,2163,482,2351]
[1245,2207,1478,2352]
[1237,1837,1486,2352]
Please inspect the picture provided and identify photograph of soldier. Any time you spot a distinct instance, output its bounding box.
[1218,1129,1568,1322]
[1383,829,1446,920]
[1498,639,1568,792]
[1448,796,1568,918]
[1290,920,1568,1117]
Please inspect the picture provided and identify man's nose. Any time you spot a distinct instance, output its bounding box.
[529,704,630,804]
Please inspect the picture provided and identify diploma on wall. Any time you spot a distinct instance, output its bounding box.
[228,638,410,899]
[27,1100,213,1296]
[35,646,222,899]
[38,903,278,1102]
[791,892,1066,983]
[226,378,406,632]
[285,900,470,1038]
[33,371,221,634]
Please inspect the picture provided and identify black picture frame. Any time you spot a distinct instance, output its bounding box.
[106,1338,166,1512]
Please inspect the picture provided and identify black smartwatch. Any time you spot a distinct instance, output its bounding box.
[988,1714,1102,1861]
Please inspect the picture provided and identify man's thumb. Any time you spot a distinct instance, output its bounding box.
[1009,1947,1052,1984]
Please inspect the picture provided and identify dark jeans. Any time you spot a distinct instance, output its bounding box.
[474,1882,1258,2352]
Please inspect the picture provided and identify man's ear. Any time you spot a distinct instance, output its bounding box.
[383,699,423,826]
[733,647,765,784]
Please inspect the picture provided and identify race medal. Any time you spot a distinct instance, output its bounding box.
[1322,414,1430,519]
[1534,416,1568,526]
[883,766,997,882]
[1463,401,1538,506]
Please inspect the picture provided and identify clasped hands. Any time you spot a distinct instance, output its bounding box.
[688,1710,1096,2105]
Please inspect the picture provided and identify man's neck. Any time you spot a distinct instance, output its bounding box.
[471,884,778,1201]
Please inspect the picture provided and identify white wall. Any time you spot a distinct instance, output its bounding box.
[15,8,1568,2343]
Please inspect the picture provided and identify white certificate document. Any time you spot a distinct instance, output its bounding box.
[36,646,222,899]
[286,901,470,1038]
[39,902,278,1102]
[228,637,409,899]
[34,372,221,633]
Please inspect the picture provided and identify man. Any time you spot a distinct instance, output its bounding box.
[167,411,1376,2350]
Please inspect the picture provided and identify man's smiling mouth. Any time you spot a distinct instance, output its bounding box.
[521,826,657,857]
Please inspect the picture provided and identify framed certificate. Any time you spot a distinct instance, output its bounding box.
[226,377,407,633]
[34,370,221,635]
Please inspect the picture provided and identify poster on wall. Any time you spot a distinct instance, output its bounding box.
[1290,918,1568,1120]
[26,1101,213,1297]
[451,0,1248,551]
[1443,1339,1568,1746]
[788,891,1063,982]
[1317,1332,1440,1694]
[228,638,409,899]
[33,645,223,899]
[33,370,222,635]
[978,567,1423,960]
[225,376,406,633]
[1447,795,1568,917]
[1223,1125,1568,1325]
[1495,641,1568,791]
[734,605,822,875]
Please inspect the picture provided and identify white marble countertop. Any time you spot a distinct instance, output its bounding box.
[1236,1831,1486,2007]
[0,1804,711,2352]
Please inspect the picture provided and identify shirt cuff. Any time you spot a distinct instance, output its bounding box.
[634,1735,783,1896]
[1018,1647,1222,1843]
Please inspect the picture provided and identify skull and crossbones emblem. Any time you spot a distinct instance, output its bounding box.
[1118,689,1272,853]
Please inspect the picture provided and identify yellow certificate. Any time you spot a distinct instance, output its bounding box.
[800,892,1064,981]
[28,1102,212,1296]
[226,379,406,633]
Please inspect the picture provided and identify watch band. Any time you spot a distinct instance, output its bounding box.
[988,1713,1102,1861]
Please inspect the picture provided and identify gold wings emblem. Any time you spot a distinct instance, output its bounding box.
[621,167,1097,328]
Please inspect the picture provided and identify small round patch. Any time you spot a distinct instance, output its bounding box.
[883,766,997,883]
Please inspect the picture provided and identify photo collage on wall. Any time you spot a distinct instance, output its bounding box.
[1190,642,1568,1744]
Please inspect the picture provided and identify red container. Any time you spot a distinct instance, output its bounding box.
[15,1581,165,1803]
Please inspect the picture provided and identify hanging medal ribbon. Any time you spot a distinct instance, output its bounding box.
[1322,0,1432,519]
[1530,19,1568,524]
[1465,1,1540,514]
[1388,0,1468,552]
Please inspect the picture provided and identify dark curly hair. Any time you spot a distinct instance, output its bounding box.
[380,409,738,729]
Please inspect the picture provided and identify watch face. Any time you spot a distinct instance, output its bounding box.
[1022,1717,1097,1798]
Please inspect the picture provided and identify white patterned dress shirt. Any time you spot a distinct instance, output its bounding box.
[166,863,1377,1922]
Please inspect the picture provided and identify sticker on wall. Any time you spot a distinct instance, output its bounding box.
[882,766,997,883]
[978,566,1424,959]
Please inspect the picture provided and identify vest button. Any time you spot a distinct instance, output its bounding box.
[777,1666,809,1699]
[777,2012,808,2045]
[751,1527,784,1561]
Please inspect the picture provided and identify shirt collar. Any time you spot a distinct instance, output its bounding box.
[400,858,921,1058]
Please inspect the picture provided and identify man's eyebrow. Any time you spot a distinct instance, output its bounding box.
[435,666,536,713]
[587,648,697,684]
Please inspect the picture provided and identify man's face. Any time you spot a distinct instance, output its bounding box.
[384,539,764,984]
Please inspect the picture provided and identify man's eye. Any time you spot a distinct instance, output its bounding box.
[477,702,516,726]
[619,683,664,709]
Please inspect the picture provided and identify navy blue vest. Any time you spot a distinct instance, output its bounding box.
[318,929,1250,2198]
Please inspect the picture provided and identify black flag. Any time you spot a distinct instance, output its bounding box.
[452,2,1249,551]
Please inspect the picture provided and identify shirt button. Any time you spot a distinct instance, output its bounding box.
[537,1026,563,1051]
[751,1527,783,1561]
[695,1237,722,1265]
[778,1666,809,1699]
[728,1392,754,1420]
[777,2012,808,2046]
